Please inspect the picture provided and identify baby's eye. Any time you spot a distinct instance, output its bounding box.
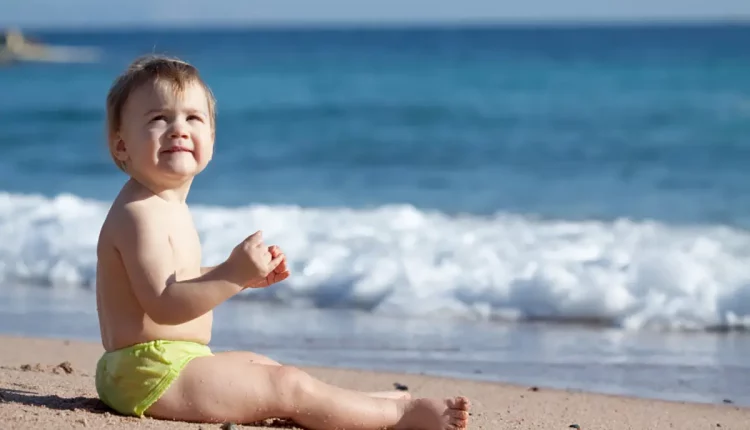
[150,115,167,122]
[187,115,203,122]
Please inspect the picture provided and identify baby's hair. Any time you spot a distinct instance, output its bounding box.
[105,54,217,171]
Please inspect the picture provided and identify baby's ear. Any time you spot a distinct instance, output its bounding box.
[111,134,129,162]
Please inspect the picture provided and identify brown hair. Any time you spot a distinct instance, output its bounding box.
[105,54,217,171]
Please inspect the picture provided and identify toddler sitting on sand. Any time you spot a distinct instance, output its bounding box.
[94,54,470,429]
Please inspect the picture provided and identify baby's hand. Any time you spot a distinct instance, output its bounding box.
[244,245,291,288]
[226,231,284,285]
[268,245,289,275]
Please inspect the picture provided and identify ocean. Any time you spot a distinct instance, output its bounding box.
[2,23,750,406]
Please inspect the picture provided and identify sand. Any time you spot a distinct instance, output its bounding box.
[0,335,747,429]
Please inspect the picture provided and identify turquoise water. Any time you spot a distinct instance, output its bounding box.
[2,24,750,405]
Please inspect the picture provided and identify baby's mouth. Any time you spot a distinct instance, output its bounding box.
[162,145,193,154]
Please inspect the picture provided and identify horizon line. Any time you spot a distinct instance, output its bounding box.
[5,16,750,32]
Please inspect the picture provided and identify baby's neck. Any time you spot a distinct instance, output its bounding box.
[125,177,193,204]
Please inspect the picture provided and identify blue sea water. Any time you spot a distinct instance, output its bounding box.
[2,23,750,405]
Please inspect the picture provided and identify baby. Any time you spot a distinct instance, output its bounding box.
[95,54,470,429]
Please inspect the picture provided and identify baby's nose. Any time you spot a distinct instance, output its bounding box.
[169,123,189,139]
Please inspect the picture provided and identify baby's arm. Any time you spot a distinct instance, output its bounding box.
[200,266,217,275]
[113,205,279,325]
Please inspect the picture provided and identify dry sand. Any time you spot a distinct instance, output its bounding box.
[0,334,746,429]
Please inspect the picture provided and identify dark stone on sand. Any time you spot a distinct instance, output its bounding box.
[54,362,74,374]
[19,362,74,375]
[20,363,44,372]
[393,382,409,391]
[528,386,539,392]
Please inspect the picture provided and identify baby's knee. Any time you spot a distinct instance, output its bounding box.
[271,366,315,413]
[274,366,314,394]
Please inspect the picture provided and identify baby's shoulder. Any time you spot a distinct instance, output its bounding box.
[102,196,170,243]
[109,195,156,222]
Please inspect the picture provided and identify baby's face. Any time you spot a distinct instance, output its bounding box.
[115,80,214,184]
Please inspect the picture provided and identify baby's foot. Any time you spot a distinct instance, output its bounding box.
[367,390,412,401]
[395,396,470,430]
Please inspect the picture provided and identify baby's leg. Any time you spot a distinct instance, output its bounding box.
[147,352,469,429]
[216,351,410,400]
[215,350,282,366]
[369,390,412,400]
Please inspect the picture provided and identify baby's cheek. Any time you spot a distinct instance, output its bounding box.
[197,144,215,163]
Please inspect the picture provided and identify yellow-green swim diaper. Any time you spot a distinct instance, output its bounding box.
[95,340,213,417]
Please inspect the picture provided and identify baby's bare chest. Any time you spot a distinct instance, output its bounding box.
[164,214,203,276]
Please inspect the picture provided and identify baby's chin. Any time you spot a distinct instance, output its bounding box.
[157,159,204,179]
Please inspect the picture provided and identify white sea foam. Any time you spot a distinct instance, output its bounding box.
[1,191,750,331]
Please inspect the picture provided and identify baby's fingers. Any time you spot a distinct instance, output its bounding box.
[274,254,288,273]
[268,253,285,270]
[272,270,291,284]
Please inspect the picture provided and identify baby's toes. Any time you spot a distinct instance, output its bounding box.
[447,412,468,429]
[447,396,471,411]
[448,408,469,421]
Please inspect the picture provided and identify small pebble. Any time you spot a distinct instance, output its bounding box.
[393,382,409,391]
